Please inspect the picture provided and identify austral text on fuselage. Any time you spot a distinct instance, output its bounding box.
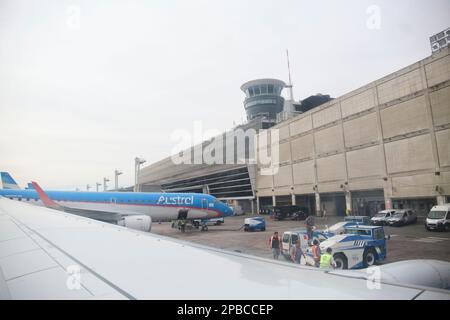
[157,195,194,206]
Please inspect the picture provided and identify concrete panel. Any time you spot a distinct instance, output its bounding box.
[279,141,291,163]
[293,185,315,195]
[291,134,314,161]
[346,145,383,179]
[279,124,290,141]
[348,179,384,191]
[436,129,450,167]
[385,135,434,174]
[430,86,450,127]
[392,173,440,198]
[343,112,379,148]
[317,183,343,194]
[274,187,292,196]
[378,68,423,104]
[290,115,312,136]
[341,88,376,118]
[256,172,273,189]
[257,188,273,197]
[439,171,450,196]
[274,165,293,187]
[380,96,428,139]
[426,55,450,87]
[314,125,344,155]
[317,154,346,182]
[292,160,315,185]
[312,103,341,128]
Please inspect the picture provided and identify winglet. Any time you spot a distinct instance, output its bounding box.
[31,181,62,210]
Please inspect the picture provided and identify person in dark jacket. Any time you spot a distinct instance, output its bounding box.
[268,232,282,260]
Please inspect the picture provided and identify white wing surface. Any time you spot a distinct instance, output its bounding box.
[0,197,449,300]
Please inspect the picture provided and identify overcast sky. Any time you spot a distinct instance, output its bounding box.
[0,0,449,190]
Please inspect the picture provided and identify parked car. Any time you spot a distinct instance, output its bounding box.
[371,210,396,225]
[344,216,371,225]
[322,216,371,237]
[425,204,450,231]
[272,205,309,221]
[386,209,417,227]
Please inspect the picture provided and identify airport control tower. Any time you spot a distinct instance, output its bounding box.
[240,79,286,122]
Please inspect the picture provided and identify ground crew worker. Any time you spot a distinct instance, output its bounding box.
[268,232,282,260]
[311,239,321,267]
[290,240,306,265]
[320,247,336,269]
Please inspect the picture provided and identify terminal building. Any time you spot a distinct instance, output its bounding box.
[138,47,450,217]
[256,47,450,217]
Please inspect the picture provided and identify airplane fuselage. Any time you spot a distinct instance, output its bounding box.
[0,189,233,221]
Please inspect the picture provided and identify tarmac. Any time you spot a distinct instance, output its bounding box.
[151,214,450,264]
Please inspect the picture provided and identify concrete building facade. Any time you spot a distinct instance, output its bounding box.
[256,47,450,217]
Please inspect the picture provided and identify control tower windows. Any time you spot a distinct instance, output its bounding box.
[248,87,254,97]
[254,86,261,95]
[275,86,283,95]
[268,84,274,94]
[261,85,268,94]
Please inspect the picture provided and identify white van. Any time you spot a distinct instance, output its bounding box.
[425,204,450,231]
[281,229,328,261]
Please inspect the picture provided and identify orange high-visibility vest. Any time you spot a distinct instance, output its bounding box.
[312,245,320,260]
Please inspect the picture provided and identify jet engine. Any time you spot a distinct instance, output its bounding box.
[118,215,152,232]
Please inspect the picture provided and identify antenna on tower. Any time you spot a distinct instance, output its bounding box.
[286,49,294,101]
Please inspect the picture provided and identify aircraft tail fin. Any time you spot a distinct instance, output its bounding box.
[31,181,62,210]
[0,172,21,189]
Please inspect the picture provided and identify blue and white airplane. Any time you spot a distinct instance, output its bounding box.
[0,172,233,231]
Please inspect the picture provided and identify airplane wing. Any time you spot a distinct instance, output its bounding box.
[0,197,449,300]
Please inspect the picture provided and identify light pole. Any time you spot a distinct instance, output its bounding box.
[86,184,91,192]
[103,177,110,191]
[114,169,123,190]
[134,157,146,192]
